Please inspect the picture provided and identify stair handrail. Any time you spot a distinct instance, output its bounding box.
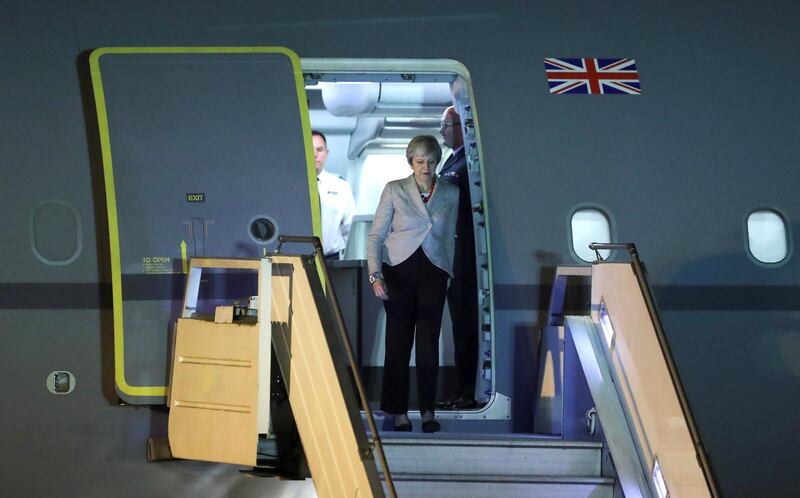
[276,235,396,498]
[588,242,720,498]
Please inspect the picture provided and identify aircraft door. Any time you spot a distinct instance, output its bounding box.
[89,48,318,404]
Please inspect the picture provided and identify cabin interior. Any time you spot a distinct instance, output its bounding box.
[303,62,498,415]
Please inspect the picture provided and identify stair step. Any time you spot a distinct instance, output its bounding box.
[374,436,603,478]
[383,474,615,498]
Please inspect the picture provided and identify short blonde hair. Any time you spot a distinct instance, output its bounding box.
[405,135,442,165]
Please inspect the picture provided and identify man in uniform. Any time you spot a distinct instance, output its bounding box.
[312,130,355,260]
[436,107,479,410]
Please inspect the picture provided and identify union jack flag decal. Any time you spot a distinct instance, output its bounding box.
[544,58,641,95]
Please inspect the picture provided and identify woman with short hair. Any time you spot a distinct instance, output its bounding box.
[367,135,458,433]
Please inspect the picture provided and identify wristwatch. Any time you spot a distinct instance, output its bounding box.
[368,272,383,285]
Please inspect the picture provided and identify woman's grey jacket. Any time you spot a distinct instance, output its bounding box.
[367,174,459,278]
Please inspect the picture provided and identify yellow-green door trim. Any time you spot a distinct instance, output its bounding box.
[89,46,319,398]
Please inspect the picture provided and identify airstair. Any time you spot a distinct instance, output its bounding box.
[158,240,719,498]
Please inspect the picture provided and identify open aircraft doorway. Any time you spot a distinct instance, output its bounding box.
[301,59,507,420]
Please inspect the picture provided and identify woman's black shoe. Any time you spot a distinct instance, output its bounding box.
[393,422,412,432]
[421,420,441,433]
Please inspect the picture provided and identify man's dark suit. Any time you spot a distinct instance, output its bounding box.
[438,146,479,403]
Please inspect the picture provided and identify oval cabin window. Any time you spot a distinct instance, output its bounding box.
[746,209,789,264]
[31,201,82,265]
[571,208,612,262]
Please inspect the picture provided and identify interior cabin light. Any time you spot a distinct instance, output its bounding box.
[598,301,615,349]
[652,458,669,498]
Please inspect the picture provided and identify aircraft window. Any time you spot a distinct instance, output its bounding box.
[746,209,789,264]
[355,153,411,216]
[570,208,612,262]
[31,201,82,266]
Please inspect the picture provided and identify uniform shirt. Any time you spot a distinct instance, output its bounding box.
[317,169,355,257]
